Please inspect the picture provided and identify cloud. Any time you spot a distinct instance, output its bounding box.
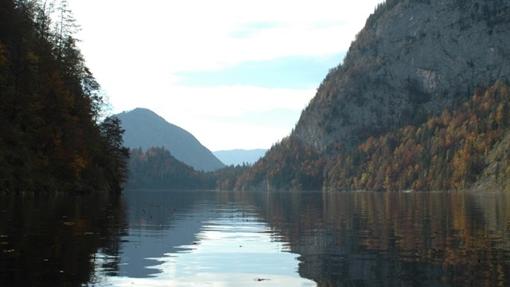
[176,53,344,89]
[70,0,382,71]
[115,85,315,150]
[229,22,282,39]
[68,0,384,150]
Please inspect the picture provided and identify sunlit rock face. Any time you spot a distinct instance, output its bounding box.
[293,0,510,151]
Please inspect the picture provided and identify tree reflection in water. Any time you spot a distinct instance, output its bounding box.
[1,191,509,287]
[244,191,510,287]
[0,193,127,287]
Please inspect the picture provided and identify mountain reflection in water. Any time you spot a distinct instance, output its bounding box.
[1,190,509,287]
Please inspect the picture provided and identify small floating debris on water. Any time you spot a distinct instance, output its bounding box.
[0,235,8,238]
[3,249,15,254]
[255,278,270,282]
[63,221,75,226]
[83,232,95,236]
[43,259,49,262]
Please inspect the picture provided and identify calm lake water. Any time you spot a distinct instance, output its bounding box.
[1,190,510,286]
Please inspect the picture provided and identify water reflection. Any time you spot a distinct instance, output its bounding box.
[1,190,509,287]
[0,193,126,287]
[93,190,314,286]
[248,191,510,287]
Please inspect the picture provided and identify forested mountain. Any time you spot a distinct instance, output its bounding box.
[236,0,510,192]
[117,108,224,172]
[213,149,267,166]
[128,147,208,189]
[128,147,247,190]
[294,0,510,151]
[0,0,128,193]
[239,82,510,191]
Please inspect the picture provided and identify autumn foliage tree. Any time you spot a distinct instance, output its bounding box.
[237,81,510,192]
[324,81,510,191]
[0,0,128,193]
[127,147,249,190]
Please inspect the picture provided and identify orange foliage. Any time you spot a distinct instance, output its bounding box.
[325,81,510,191]
[237,82,510,192]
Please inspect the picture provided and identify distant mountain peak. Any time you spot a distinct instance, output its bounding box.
[120,108,167,122]
[116,108,224,171]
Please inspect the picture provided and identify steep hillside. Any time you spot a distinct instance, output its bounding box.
[117,108,224,171]
[128,147,208,189]
[214,149,267,166]
[295,0,510,151]
[321,82,510,191]
[0,0,128,193]
[237,0,510,191]
[128,147,248,190]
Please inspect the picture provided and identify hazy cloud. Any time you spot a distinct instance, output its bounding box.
[68,0,383,150]
[176,53,344,89]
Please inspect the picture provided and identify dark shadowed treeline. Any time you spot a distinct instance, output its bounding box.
[0,0,128,193]
[236,138,326,191]
[128,147,208,189]
[128,147,248,190]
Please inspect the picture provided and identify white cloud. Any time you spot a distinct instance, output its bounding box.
[116,85,315,150]
[67,0,383,150]
[71,0,382,71]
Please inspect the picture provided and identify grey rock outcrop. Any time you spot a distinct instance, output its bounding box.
[293,0,510,151]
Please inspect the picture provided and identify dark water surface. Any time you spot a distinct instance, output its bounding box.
[1,190,510,286]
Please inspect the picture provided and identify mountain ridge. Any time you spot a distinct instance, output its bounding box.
[116,108,224,172]
[236,0,510,192]
[294,0,510,151]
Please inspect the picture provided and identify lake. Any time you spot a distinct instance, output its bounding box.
[1,190,510,286]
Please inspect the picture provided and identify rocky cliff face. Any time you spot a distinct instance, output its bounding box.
[237,0,510,191]
[294,0,510,151]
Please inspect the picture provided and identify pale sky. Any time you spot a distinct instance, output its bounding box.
[67,0,383,151]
